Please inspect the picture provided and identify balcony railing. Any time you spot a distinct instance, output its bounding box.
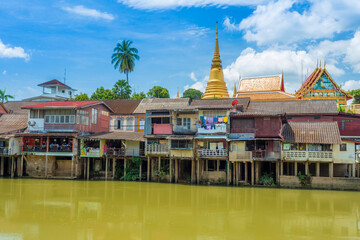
[23,145,47,152]
[252,150,281,161]
[106,148,125,157]
[48,145,73,152]
[197,149,227,158]
[0,147,9,155]
[146,144,169,155]
[282,151,333,162]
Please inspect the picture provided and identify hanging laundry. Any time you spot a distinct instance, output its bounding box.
[214,117,218,123]
[207,117,214,124]
[206,124,211,130]
[223,116,228,123]
[218,117,223,123]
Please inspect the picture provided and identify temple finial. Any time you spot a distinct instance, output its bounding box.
[319,60,321,69]
[211,21,221,67]
[233,83,237,98]
[176,87,179,99]
[324,59,326,69]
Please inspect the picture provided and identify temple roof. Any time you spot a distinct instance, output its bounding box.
[295,67,352,100]
[238,74,285,93]
[236,91,296,101]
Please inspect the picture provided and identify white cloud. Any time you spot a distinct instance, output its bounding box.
[118,0,265,10]
[189,72,198,82]
[224,0,360,46]
[0,39,29,60]
[62,5,114,21]
[343,80,360,91]
[184,75,208,92]
[2,70,6,75]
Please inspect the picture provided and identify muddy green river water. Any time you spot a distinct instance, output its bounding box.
[0,179,359,239]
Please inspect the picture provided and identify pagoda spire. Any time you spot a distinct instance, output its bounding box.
[202,22,229,99]
[233,83,237,98]
[176,87,179,99]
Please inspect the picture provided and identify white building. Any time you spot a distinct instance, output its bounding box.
[23,79,77,101]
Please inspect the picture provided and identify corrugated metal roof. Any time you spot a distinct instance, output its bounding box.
[189,98,250,110]
[282,122,341,144]
[133,98,190,113]
[247,100,338,115]
[0,114,27,134]
[21,101,104,109]
[84,131,144,141]
[4,101,47,115]
[103,100,141,115]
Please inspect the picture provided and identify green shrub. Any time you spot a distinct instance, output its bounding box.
[297,171,312,186]
[258,173,275,186]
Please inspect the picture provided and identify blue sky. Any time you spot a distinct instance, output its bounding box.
[1,0,360,100]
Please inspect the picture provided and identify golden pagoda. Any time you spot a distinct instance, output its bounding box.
[202,22,229,99]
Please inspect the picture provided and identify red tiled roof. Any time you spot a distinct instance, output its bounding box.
[21,101,102,109]
[38,79,72,89]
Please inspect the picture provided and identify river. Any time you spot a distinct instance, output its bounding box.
[0,179,359,239]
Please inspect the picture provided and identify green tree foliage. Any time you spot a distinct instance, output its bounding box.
[182,88,203,100]
[73,93,89,101]
[111,40,139,83]
[90,87,114,100]
[147,86,170,98]
[350,89,360,104]
[112,80,132,99]
[131,91,147,100]
[0,89,14,103]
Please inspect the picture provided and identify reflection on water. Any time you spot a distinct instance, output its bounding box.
[0,179,359,239]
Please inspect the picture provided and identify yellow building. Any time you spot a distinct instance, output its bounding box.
[235,73,297,101]
[202,22,229,99]
[295,65,352,105]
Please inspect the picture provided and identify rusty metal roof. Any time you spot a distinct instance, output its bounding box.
[189,98,250,110]
[0,114,28,134]
[4,101,47,115]
[133,98,190,113]
[247,100,338,115]
[83,131,144,141]
[282,122,341,144]
[103,100,141,115]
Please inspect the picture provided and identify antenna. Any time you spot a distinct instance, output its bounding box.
[64,68,67,84]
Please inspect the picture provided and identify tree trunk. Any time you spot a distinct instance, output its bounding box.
[126,70,129,83]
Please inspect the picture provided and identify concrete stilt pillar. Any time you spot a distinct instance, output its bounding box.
[10,157,14,178]
[280,161,283,176]
[352,163,356,178]
[305,162,309,175]
[175,159,178,183]
[169,158,172,183]
[147,156,150,182]
[255,162,259,184]
[226,160,230,186]
[20,155,24,177]
[235,162,239,186]
[113,158,116,180]
[71,156,74,178]
[294,162,298,176]
[158,156,161,183]
[276,161,280,185]
[239,162,242,182]
[191,160,194,184]
[0,156,3,176]
[316,162,320,177]
[87,157,90,180]
[251,161,254,185]
[206,160,208,172]
[329,162,333,178]
[232,162,235,186]
[286,162,290,175]
[105,156,108,180]
[197,159,200,185]
[244,162,248,184]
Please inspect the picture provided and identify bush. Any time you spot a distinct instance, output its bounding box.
[258,173,275,186]
[297,171,312,186]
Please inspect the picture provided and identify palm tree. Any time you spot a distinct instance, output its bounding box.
[111,40,140,83]
[0,89,14,103]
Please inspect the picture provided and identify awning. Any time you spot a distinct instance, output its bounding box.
[227,133,255,141]
[167,135,194,140]
[82,132,144,142]
[148,115,171,118]
[194,135,227,139]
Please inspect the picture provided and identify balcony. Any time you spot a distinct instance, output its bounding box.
[0,147,9,155]
[229,151,252,162]
[81,148,100,157]
[126,148,145,157]
[197,123,227,134]
[49,145,73,153]
[153,124,172,135]
[230,127,256,134]
[23,145,47,153]
[252,150,281,161]
[173,126,197,135]
[197,149,227,158]
[106,148,125,157]
[146,144,169,155]
[282,151,333,162]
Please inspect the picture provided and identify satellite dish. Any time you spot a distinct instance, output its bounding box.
[232,100,238,107]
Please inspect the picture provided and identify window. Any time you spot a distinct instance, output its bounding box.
[91,108,97,124]
[139,118,145,130]
[171,140,192,149]
[340,143,347,151]
[44,110,75,124]
[116,118,124,130]
[177,117,191,129]
[30,110,44,118]
[101,111,109,116]
[283,143,290,151]
[79,110,89,125]
[126,117,133,130]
